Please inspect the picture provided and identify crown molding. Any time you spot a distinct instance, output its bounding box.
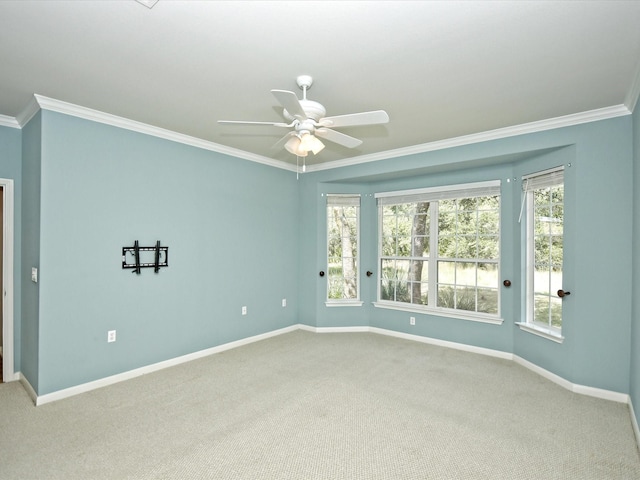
[0,114,20,129]
[30,95,297,173]
[624,57,640,113]
[9,94,632,174]
[306,104,631,173]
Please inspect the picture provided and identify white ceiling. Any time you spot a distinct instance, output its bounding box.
[1,1,640,169]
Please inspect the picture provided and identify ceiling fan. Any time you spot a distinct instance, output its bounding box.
[218,75,389,157]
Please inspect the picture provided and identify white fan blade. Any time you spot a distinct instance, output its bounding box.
[315,128,363,148]
[218,120,291,127]
[271,90,307,121]
[271,131,297,150]
[319,110,389,128]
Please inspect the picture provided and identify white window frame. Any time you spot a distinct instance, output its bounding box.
[517,166,565,343]
[374,181,502,324]
[326,194,362,307]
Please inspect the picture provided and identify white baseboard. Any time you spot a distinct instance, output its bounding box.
[299,324,369,334]
[512,355,629,403]
[25,323,631,412]
[18,372,38,404]
[368,326,514,360]
[34,324,300,406]
[630,399,640,453]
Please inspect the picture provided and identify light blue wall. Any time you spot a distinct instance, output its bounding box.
[631,101,640,410]
[0,124,22,372]
[299,115,634,394]
[20,112,42,387]
[10,105,636,399]
[33,111,299,394]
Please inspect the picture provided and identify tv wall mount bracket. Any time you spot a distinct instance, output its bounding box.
[122,240,168,274]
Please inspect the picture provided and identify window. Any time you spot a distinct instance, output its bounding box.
[376,181,501,321]
[327,195,360,304]
[523,167,564,339]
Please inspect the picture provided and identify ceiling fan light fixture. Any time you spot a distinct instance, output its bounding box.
[284,135,307,157]
[300,133,325,155]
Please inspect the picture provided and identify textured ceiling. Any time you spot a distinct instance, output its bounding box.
[1,1,640,169]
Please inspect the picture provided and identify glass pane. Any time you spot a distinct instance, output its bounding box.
[412,236,429,256]
[478,288,498,314]
[438,211,456,234]
[550,236,563,266]
[456,286,476,312]
[457,235,477,258]
[380,279,394,301]
[437,285,456,309]
[414,212,430,236]
[550,185,564,203]
[534,236,550,265]
[534,266,551,295]
[395,260,410,281]
[477,263,498,288]
[456,262,476,286]
[328,275,343,299]
[478,210,499,234]
[382,216,397,236]
[397,234,411,257]
[534,294,550,325]
[439,235,455,257]
[457,211,477,233]
[438,261,455,284]
[477,235,499,259]
[550,297,562,329]
[409,259,428,282]
[534,188,550,207]
[410,281,428,305]
[382,236,396,256]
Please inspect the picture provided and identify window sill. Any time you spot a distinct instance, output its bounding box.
[515,322,564,344]
[325,300,364,307]
[372,302,503,325]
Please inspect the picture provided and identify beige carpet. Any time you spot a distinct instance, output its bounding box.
[0,330,638,479]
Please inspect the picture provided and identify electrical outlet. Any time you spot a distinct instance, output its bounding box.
[107,330,117,343]
[242,306,247,315]
[282,298,287,307]
[410,317,416,326]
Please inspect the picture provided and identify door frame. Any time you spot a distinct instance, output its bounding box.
[1,178,15,382]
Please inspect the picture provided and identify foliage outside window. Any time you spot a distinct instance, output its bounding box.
[327,195,360,302]
[376,181,501,320]
[524,167,564,335]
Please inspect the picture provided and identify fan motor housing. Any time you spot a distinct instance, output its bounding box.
[283,99,326,122]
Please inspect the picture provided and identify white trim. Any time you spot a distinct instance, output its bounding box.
[305,104,631,173]
[368,326,512,360]
[30,95,297,173]
[299,325,370,334]
[624,57,640,112]
[18,372,37,404]
[629,399,640,453]
[375,180,501,200]
[16,96,40,127]
[0,179,16,382]
[515,322,564,344]
[372,302,504,325]
[325,301,364,307]
[10,95,632,174]
[34,324,299,405]
[513,355,628,403]
[24,323,629,410]
[0,114,20,129]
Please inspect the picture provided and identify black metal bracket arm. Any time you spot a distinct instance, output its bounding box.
[122,240,168,274]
